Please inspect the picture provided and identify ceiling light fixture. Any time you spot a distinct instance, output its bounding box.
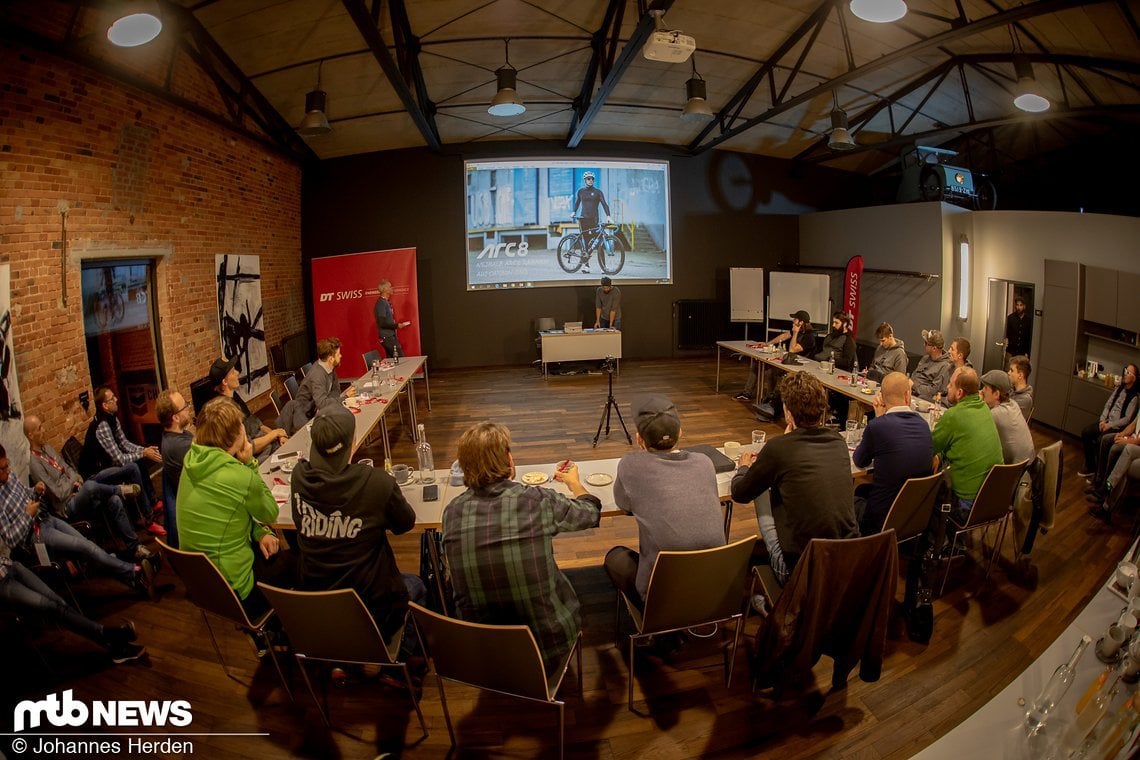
[488,39,525,117]
[827,92,856,151]
[849,0,907,23]
[297,61,331,137]
[681,58,714,122]
[107,1,163,47]
[1012,56,1050,113]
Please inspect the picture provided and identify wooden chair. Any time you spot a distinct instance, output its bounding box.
[939,460,1031,596]
[283,375,300,402]
[409,601,580,759]
[257,584,427,738]
[157,540,290,698]
[615,535,758,711]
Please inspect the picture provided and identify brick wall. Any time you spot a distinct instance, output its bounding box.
[0,40,304,446]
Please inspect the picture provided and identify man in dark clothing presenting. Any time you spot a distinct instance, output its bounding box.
[732,372,858,585]
[572,171,610,271]
[374,279,411,360]
[291,404,425,648]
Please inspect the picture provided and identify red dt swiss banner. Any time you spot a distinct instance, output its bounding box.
[311,248,421,377]
[844,255,864,338]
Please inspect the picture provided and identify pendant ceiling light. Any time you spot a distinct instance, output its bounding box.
[1012,57,1050,113]
[849,0,907,23]
[107,1,163,47]
[681,58,714,122]
[297,61,331,136]
[827,91,856,151]
[488,39,525,117]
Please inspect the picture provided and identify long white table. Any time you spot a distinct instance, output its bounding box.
[540,329,621,377]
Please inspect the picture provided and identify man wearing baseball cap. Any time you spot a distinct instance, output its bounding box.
[736,310,816,402]
[291,404,424,656]
[594,276,622,329]
[605,395,725,609]
[210,355,287,462]
[910,329,953,402]
[979,370,1034,466]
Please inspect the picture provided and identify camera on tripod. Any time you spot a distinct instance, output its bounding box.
[601,355,618,373]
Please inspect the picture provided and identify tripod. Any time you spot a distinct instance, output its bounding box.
[593,365,631,447]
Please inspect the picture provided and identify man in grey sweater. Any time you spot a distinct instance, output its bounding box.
[910,329,953,402]
[605,395,725,608]
[865,322,908,382]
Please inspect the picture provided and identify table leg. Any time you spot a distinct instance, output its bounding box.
[758,360,767,403]
[422,362,431,411]
[381,416,391,463]
[716,347,721,393]
[722,499,734,541]
[407,378,419,440]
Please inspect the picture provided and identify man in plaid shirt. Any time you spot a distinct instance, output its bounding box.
[442,422,600,676]
[78,386,164,535]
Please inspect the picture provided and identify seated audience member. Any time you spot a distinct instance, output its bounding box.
[980,370,1035,465]
[156,390,194,547]
[605,395,725,609]
[0,444,156,597]
[1079,363,1139,479]
[442,422,601,675]
[0,560,144,663]
[1086,415,1140,506]
[178,397,295,618]
[865,322,907,382]
[291,405,424,647]
[278,337,357,435]
[210,356,287,462]
[1091,442,1140,519]
[814,311,856,370]
[78,386,164,535]
[732,373,858,585]
[932,367,1003,519]
[910,330,953,402]
[25,415,151,561]
[851,373,934,535]
[948,337,972,370]
[1008,355,1034,421]
[737,310,816,401]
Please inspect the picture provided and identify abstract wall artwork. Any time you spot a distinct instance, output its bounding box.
[0,265,28,481]
[215,255,269,399]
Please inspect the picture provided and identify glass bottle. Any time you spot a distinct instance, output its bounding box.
[850,357,859,386]
[1077,694,1139,759]
[1025,635,1092,738]
[416,424,435,484]
[1062,673,1122,754]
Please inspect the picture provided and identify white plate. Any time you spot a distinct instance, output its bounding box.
[586,472,613,486]
[281,459,296,473]
[521,471,548,485]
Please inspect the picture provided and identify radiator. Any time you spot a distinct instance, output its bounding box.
[675,300,727,349]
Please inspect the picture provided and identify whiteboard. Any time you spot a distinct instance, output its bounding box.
[768,272,831,327]
[730,268,764,322]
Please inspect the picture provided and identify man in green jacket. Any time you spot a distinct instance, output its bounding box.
[932,367,1004,520]
[178,397,295,619]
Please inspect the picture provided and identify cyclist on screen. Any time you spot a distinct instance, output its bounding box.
[572,171,610,273]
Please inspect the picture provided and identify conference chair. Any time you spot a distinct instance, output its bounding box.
[751,531,898,696]
[160,474,179,549]
[157,541,290,698]
[616,535,757,712]
[301,362,313,378]
[257,584,427,738]
[880,472,945,545]
[409,601,580,760]
[939,460,1031,597]
[284,375,300,402]
[269,390,285,417]
[362,349,381,375]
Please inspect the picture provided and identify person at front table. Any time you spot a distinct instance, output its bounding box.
[909,329,953,403]
[736,310,816,402]
[852,372,934,535]
[605,394,725,611]
[291,404,424,657]
[278,337,357,435]
[813,311,856,370]
[441,422,601,676]
[931,367,1003,522]
[731,372,858,585]
[594,276,622,329]
[210,355,287,463]
[864,322,907,383]
[179,397,296,620]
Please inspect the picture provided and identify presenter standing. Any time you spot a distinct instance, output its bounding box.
[595,276,622,330]
[374,279,410,359]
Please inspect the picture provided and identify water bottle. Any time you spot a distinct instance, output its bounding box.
[1024,635,1092,752]
[371,360,380,386]
[851,357,859,386]
[416,424,435,484]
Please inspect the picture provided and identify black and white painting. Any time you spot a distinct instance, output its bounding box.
[0,265,28,481]
[216,255,269,399]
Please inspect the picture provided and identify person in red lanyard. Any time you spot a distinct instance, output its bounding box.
[24,415,156,561]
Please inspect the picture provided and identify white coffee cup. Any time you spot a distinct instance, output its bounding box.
[357,458,374,468]
[391,464,411,484]
[1118,561,1137,589]
[1101,624,1126,658]
[1120,609,1140,637]
[724,441,742,460]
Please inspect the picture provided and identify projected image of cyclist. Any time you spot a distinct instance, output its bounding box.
[573,171,610,273]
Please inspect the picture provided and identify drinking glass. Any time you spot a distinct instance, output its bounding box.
[845,420,858,446]
[751,430,766,447]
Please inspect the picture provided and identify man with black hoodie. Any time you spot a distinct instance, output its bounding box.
[290,404,425,647]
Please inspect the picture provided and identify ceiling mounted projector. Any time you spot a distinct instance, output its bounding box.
[643,30,696,63]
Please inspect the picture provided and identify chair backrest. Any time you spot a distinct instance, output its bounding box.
[536,317,556,332]
[881,472,944,543]
[284,375,300,401]
[61,436,84,472]
[1038,440,1062,530]
[640,535,757,633]
[301,362,313,377]
[362,350,381,374]
[408,602,552,701]
[157,540,256,626]
[270,390,285,416]
[257,584,394,665]
[963,460,1030,528]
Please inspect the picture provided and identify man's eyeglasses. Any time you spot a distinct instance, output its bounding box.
[175,402,192,415]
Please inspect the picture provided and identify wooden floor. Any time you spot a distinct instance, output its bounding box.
[3,356,1134,759]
